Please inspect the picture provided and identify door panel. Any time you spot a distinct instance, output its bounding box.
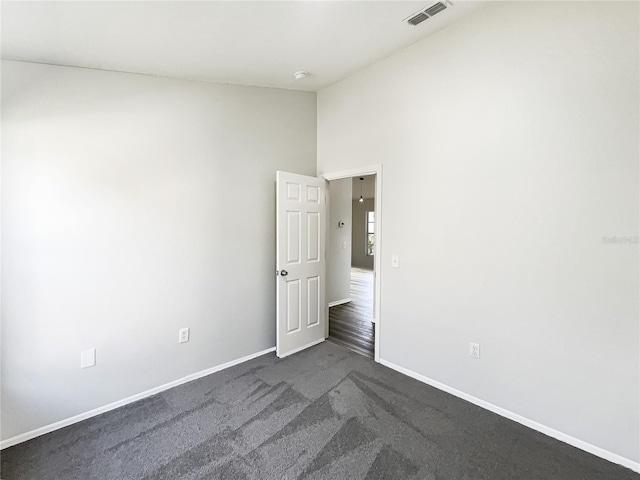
[307,212,320,262]
[287,211,301,264]
[277,171,326,358]
[286,280,301,333]
[307,276,320,327]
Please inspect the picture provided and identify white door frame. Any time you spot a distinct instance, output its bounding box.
[322,164,382,363]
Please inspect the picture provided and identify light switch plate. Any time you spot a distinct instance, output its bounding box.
[81,348,96,368]
[391,255,400,268]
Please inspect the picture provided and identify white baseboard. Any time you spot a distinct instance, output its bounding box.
[0,346,276,450]
[379,358,640,474]
[328,298,351,307]
[276,338,324,358]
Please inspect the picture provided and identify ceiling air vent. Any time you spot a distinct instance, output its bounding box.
[407,12,429,26]
[405,1,451,26]
[425,2,448,17]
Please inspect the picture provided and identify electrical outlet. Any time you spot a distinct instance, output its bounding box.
[179,328,190,344]
[469,342,480,359]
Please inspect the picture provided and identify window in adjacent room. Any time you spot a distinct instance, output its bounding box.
[366,211,375,256]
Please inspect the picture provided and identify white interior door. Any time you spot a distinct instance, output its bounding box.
[276,171,326,358]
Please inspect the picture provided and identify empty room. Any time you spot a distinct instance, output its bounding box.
[1,1,638,479]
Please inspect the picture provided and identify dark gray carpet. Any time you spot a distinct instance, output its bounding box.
[1,342,637,479]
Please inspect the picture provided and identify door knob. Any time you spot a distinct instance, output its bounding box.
[280,270,288,276]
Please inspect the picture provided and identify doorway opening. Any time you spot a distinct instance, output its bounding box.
[323,169,381,361]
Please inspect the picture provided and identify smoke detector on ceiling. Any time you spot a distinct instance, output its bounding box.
[405,1,452,26]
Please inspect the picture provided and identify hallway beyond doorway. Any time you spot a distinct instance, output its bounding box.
[328,267,374,358]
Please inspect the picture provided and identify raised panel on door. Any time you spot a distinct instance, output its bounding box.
[306,185,319,203]
[307,276,320,327]
[286,279,301,333]
[307,212,319,263]
[287,211,301,265]
[287,182,301,202]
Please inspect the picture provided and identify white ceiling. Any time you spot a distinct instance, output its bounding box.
[1,1,486,92]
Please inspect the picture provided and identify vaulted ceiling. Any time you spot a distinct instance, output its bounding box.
[1,1,486,92]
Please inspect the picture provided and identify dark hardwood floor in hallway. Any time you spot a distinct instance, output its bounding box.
[328,267,374,358]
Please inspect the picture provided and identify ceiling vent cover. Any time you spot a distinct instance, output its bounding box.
[425,2,448,17]
[407,12,429,26]
[405,1,451,26]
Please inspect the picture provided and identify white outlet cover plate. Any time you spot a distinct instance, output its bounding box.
[469,342,480,358]
[391,255,400,268]
[179,328,190,343]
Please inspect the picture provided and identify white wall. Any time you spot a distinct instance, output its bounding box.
[1,61,317,441]
[327,178,352,304]
[351,198,374,270]
[318,1,639,464]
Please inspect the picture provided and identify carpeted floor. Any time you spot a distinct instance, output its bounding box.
[1,342,637,479]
